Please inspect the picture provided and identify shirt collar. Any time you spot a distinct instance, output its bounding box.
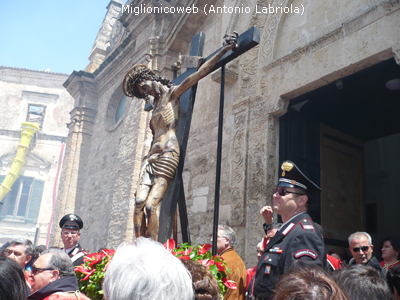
[278,211,307,231]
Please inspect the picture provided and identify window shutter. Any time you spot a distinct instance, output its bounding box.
[26,179,44,222]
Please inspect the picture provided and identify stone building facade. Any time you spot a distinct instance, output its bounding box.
[0,66,74,246]
[51,0,400,267]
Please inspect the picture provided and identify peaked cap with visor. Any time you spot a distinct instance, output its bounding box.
[277,160,322,195]
[59,214,83,230]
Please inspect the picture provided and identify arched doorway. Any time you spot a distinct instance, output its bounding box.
[279,57,400,255]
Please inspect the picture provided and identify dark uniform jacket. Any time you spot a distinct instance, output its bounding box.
[252,212,327,300]
[28,275,91,300]
[65,243,88,267]
[349,255,386,279]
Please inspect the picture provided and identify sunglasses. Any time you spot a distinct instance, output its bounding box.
[352,246,370,253]
[31,266,55,275]
[273,188,305,196]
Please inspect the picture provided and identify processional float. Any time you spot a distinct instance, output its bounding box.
[0,122,40,202]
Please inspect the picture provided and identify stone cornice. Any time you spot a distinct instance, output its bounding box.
[262,27,344,72]
[63,70,94,89]
[0,66,69,76]
[0,129,67,142]
[211,68,239,85]
[232,94,288,117]
[0,66,70,87]
[21,91,59,103]
[261,0,400,72]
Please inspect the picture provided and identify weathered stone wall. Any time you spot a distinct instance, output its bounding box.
[54,0,400,269]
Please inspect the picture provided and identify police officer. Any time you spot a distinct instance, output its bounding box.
[251,161,327,300]
[59,214,88,266]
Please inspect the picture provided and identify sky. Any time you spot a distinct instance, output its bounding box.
[0,0,113,74]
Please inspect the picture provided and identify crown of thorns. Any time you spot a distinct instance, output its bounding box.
[122,64,155,98]
[122,64,174,98]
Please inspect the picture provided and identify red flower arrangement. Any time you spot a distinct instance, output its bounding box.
[75,249,115,300]
[163,239,237,297]
[75,241,237,300]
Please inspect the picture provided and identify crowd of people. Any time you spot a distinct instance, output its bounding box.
[1,160,400,300]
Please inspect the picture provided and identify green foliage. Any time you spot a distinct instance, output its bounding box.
[75,249,115,300]
[164,240,236,298]
[75,241,237,300]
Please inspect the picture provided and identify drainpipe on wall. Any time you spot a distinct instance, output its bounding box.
[46,142,65,247]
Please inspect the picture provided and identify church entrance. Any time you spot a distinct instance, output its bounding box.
[279,57,400,255]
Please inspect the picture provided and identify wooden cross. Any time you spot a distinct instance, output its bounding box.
[157,27,260,255]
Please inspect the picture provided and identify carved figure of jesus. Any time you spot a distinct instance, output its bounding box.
[123,33,237,240]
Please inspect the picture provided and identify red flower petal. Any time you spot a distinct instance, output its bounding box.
[75,265,91,275]
[82,269,95,281]
[163,239,175,251]
[222,277,237,290]
[87,253,102,267]
[199,259,214,267]
[101,249,115,256]
[198,244,212,255]
[179,256,191,260]
[215,262,226,272]
[83,253,98,263]
[177,248,192,256]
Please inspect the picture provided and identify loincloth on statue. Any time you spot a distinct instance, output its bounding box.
[140,149,179,185]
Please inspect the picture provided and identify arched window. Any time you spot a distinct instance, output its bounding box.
[115,94,127,124]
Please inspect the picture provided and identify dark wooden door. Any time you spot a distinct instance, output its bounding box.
[320,124,365,242]
[280,108,366,244]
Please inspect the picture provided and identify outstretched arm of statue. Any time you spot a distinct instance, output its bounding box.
[173,32,238,98]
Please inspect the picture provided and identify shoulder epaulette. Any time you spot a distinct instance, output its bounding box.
[300,219,315,232]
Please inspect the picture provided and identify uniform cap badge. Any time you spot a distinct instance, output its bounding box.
[281,161,294,176]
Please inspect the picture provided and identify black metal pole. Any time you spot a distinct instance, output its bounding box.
[212,64,225,256]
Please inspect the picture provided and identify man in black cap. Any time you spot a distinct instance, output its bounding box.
[251,160,328,300]
[59,214,88,266]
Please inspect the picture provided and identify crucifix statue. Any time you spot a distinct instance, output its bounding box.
[123,33,238,240]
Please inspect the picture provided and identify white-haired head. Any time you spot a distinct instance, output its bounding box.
[348,232,372,246]
[103,237,194,300]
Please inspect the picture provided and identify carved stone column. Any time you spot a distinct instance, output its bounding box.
[49,72,98,247]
